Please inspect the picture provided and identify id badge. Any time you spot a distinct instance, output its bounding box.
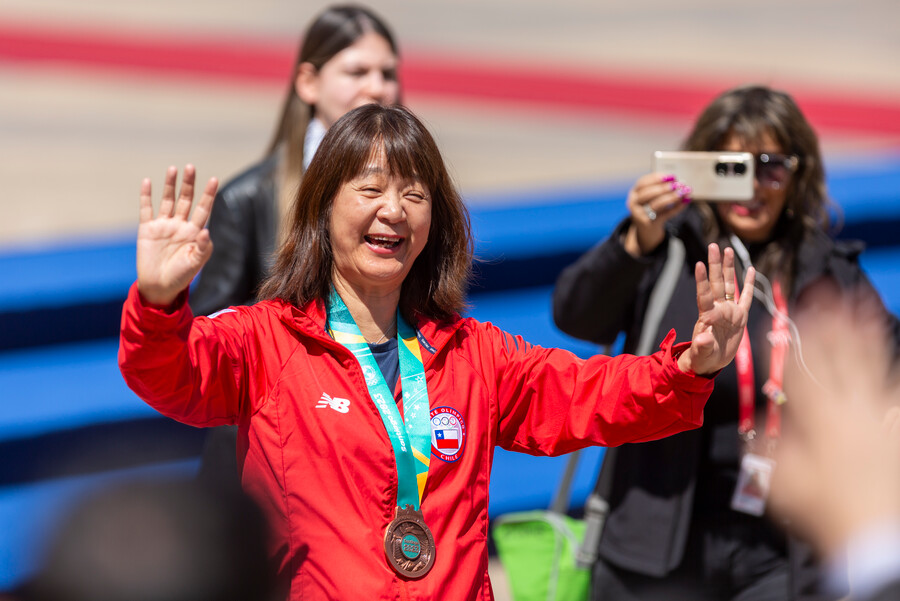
[731,453,775,516]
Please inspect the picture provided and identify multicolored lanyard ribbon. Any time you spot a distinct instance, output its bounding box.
[734,279,789,445]
[326,291,431,509]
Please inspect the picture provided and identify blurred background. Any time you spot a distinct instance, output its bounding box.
[1,0,899,594]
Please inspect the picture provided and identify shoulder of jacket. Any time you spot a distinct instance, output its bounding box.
[453,317,525,352]
[204,298,286,323]
[217,154,280,205]
[832,238,866,261]
[793,228,869,295]
[804,227,865,264]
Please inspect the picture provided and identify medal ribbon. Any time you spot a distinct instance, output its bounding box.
[735,279,789,442]
[326,291,431,509]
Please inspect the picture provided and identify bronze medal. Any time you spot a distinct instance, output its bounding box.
[383,505,436,578]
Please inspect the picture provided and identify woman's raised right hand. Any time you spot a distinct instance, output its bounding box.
[136,165,218,306]
[622,173,692,257]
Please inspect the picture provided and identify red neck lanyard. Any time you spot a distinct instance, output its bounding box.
[734,280,790,443]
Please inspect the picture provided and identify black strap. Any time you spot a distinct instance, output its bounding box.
[550,447,582,514]
[575,234,686,568]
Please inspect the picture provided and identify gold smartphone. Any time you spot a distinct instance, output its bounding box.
[652,151,754,201]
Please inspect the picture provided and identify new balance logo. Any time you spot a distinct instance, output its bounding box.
[316,392,350,414]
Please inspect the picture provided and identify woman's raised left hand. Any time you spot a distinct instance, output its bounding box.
[677,243,755,376]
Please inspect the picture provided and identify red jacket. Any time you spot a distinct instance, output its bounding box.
[119,283,713,600]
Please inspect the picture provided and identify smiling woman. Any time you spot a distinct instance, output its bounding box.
[119,103,754,600]
[258,104,471,329]
[186,4,405,496]
[328,157,432,339]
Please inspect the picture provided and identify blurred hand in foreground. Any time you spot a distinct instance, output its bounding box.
[770,283,900,560]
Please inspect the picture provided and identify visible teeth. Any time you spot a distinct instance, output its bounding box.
[366,235,400,248]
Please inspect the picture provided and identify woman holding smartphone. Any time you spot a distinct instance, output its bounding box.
[553,85,899,600]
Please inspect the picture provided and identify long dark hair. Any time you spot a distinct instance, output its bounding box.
[266,5,399,228]
[259,104,472,322]
[684,85,832,293]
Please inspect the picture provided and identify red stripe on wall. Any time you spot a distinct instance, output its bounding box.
[0,24,293,83]
[2,23,899,136]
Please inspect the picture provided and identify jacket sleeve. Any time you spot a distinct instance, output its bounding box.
[483,322,713,456]
[118,282,248,427]
[189,185,256,316]
[552,220,662,344]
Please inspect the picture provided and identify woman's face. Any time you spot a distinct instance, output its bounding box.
[296,32,400,129]
[714,130,791,243]
[329,149,431,297]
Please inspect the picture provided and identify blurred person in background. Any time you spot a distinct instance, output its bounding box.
[189,4,401,489]
[15,478,274,601]
[120,103,754,599]
[771,283,900,601]
[190,3,400,315]
[553,84,900,600]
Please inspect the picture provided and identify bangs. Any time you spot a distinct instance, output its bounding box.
[304,103,448,209]
[343,120,441,192]
[728,115,788,151]
[729,115,768,144]
[715,87,795,152]
[261,103,472,318]
[382,130,439,188]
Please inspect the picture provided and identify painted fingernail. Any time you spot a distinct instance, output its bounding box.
[682,195,693,204]
[661,174,676,183]
[671,182,679,190]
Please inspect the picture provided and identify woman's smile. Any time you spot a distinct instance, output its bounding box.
[329,150,431,296]
[364,233,404,252]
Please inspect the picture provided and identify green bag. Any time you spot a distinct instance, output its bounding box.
[492,509,590,601]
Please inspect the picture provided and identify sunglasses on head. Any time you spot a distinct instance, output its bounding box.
[755,153,799,189]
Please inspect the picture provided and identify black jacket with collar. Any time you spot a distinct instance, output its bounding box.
[190,153,280,317]
[553,206,896,587]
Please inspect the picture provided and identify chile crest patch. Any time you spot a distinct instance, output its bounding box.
[430,406,466,462]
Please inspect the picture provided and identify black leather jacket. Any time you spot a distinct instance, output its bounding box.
[190,153,280,316]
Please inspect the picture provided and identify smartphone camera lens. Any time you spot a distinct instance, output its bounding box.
[715,161,747,176]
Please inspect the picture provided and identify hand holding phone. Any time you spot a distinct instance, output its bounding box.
[652,151,754,201]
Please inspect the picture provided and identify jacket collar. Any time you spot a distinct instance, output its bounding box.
[275,298,466,368]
